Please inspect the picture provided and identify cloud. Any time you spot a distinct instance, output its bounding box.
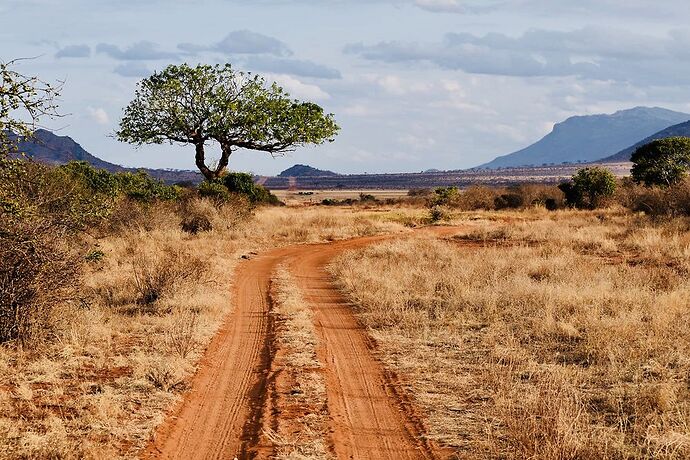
[244,56,341,79]
[96,41,178,60]
[345,27,690,86]
[87,107,110,125]
[113,62,152,77]
[179,30,291,57]
[55,44,90,58]
[267,74,330,100]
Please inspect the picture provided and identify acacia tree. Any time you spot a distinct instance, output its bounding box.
[116,63,340,181]
[0,58,62,152]
[631,137,690,187]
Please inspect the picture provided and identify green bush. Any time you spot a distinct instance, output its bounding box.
[631,137,690,187]
[198,180,232,204]
[114,170,181,202]
[559,167,617,209]
[222,172,282,205]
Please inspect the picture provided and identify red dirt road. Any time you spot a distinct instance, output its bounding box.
[144,228,462,460]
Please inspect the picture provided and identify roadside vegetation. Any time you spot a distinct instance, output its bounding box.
[331,209,690,459]
[0,157,412,459]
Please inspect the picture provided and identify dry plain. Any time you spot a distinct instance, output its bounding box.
[2,196,690,460]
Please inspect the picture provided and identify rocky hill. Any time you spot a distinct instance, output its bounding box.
[277,164,339,177]
[12,130,202,184]
[479,107,690,169]
[600,120,690,163]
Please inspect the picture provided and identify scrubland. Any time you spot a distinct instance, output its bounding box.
[0,195,411,459]
[4,159,690,460]
[331,208,690,459]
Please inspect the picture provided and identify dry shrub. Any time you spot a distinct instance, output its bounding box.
[619,178,690,217]
[179,195,252,235]
[131,245,208,307]
[166,308,200,358]
[0,217,81,347]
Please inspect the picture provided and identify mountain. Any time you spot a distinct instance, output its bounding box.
[479,107,690,169]
[277,164,339,177]
[14,129,126,171]
[11,129,202,184]
[600,120,690,163]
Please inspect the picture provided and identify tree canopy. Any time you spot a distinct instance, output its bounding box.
[559,166,617,209]
[116,63,340,180]
[631,137,690,187]
[0,58,62,152]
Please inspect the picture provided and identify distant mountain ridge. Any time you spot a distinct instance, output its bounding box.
[12,129,202,184]
[12,129,124,170]
[278,164,339,177]
[601,120,690,163]
[479,107,690,169]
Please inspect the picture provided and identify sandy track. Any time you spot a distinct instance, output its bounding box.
[145,228,461,460]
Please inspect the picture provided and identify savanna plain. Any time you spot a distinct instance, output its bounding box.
[3,172,690,460]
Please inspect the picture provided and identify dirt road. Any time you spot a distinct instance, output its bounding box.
[144,228,461,460]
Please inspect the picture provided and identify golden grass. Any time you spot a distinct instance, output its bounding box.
[0,203,407,459]
[330,210,690,459]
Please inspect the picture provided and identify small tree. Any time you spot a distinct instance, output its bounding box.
[117,63,339,181]
[0,58,62,152]
[631,137,690,187]
[559,167,617,209]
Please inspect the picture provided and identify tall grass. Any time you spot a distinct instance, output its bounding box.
[331,213,690,459]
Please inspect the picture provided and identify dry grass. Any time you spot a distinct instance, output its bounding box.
[0,203,408,459]
[331,210,690,459]
[265,266,331,460]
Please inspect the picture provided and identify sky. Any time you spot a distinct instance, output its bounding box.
[2,0,690,175]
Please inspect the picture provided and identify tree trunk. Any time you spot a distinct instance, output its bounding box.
[194,142,215,181]
[194,141,233,181]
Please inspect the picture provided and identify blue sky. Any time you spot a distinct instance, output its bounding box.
[2,0,690,174]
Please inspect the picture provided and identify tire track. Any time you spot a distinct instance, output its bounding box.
[144,227,463,460]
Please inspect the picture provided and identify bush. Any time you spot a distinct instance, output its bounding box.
[198,180,232,204]
[431,186,461,207]
[222,172,282,205]
[428,205,450,223]
[631,137,690,187]
[621,177,690,217]
[114,170,181,202]
[559,167,617,209]
[0,216,81,346]
[494,193,524,210]
[131,246,208,308]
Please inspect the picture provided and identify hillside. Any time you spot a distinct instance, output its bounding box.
[601,120,690,162]
[12,130,202,184]
[479,107,690,169]
[277,164,339,177]
[14,129,125,171]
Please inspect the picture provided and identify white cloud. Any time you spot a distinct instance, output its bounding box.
[266,74,330,100]
[87,107,110,125]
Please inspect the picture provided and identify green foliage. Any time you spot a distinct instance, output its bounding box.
[85,249,106,263]
[198,180,232,203]
[559,167,617,209]
[631,137,690,187]
[428,205,450,223]
[115,170,181,202]
[431,186,461,207]
[1,159,181,230]
[116,63,340,180]
[222,172,282,205]
[0,59,62,153]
